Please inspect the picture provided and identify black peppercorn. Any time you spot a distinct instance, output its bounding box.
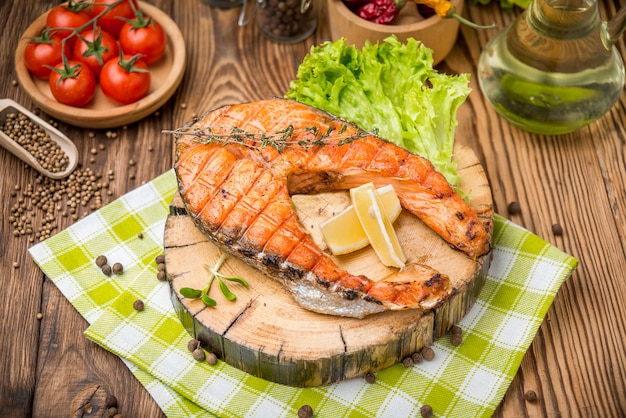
[421,346,435,361]
[96,255,108,267]
[297,404,313,418]
[193,348,206,362]
[188,339,200,352]
[420,404,433,418]
[507,201,521,215]
[112,262,124,275]
[101,264,112,276]
[365,372,376,384]
[133,300,144,311]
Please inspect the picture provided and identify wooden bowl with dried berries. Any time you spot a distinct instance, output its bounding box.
[327,0,465,64]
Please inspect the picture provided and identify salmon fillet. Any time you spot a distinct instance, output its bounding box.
[174,99,490,318]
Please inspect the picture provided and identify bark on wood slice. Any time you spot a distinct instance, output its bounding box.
[164,143,493,387]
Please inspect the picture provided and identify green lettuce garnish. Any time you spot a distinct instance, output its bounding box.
[285,36,471,186]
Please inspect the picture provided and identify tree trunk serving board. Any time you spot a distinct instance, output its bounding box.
[164,143,493,387]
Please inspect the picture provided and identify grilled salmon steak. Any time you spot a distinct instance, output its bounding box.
[174,99,490,318]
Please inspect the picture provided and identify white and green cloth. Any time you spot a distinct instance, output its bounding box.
[29,170,578,418]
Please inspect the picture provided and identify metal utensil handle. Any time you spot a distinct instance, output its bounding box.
[238,0,259,26]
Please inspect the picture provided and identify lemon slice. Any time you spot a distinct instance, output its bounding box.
[350,183,407,268]
[320,185,402,256]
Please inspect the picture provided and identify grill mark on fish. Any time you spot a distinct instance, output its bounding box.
[175,99,490,318]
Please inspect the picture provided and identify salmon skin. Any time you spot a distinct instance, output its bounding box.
[174,99,490,318]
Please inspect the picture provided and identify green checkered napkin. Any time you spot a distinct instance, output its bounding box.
[29,170,578,418]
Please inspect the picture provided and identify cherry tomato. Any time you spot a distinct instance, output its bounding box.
[100,54,151,105]
[90,0,139,36]
[45,3,91,45]
[24,30,71,79]
[73,27,119,78]
[48,60,96,107]
[119,13,166,65]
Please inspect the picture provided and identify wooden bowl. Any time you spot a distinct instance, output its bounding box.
[327,0,463,65]
[14,2,186,129]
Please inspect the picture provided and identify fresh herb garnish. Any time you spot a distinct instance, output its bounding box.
[179,253,249,307]
[162,123,369,153]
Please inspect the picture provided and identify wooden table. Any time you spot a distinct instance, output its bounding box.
[1,0,624,416]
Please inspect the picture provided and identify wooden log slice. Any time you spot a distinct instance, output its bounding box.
[164,143,493,387]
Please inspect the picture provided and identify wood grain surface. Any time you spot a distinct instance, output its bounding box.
[1,0,625,416]
[164,143,492,387]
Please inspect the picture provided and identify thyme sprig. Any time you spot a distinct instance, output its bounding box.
[179,253,249,307]
[162,123,374,153]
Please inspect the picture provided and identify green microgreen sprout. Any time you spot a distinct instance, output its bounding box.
[179,253,248,307]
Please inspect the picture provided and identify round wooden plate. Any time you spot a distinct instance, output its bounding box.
[14,2,186,129]
[164,143,493,387]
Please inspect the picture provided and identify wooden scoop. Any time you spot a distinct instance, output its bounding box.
[0,98,78,179]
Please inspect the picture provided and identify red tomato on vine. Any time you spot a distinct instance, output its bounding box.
[118,11,166,65]
[45,1,91,45]
[48,60,96,107]
[90,0,139,36]
[73,27,119,78]
[100,54,151,104]
[24,29,71,79]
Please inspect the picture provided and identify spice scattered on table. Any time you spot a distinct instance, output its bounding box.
[96,255,108,267]
[450,324,463,346]
[187,338,200,352]
[420,404,434,418]
[133,299,144,311]
[206,352,218,365]
[112,262,124,275]
[192,348,206,362]
[421,346,435,361]
[411,351,423,364]
[0,111,70,174]
[402,356,414,367]
[507,201,522,215]
[101,264,113,276]
[552,223,563,236]
[297,404,314,418]
[9,168,112,242]
[365,372,376,383]
[524,389,538,402]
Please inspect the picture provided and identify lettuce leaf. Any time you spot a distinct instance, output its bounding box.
[285,36,471,186]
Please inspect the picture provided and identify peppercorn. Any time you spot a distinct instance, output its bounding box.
[297,404,314,418]
[188,338,200,352]
[112,262,124,275]
[105,393,118,408]
[552,223,563,236]
[524,389,537,402]
[411,352,423,364]
[421,346,435,361]
[157,263,166,272]
[157,271,167,281]
[206,352,218,365]
[155,254,165,264]
[133,300,144,311]
[96,255,108,267]
[451,325,462,335]
[450,333,463,347]
[420,404,433,418]
[402,356,413,367]
[365,372,376,384]
[37,312,43,320]
[101,264,112,276]
[507,201,521,215]
[193,348,206,362]
[137,232,143,239]
[0,111,69,174]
